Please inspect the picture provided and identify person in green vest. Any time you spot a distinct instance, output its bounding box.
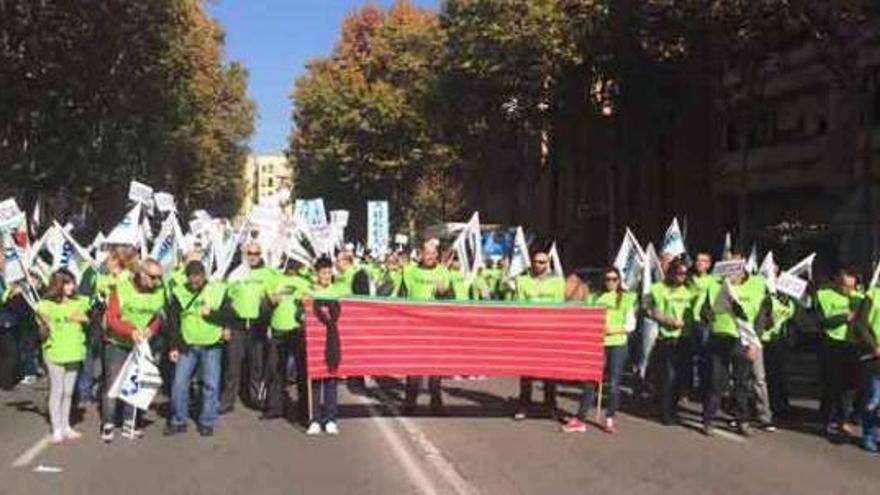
[565,266,637,434]
[688,251,718,401]
[305,256,350,436]
[400,240,452,414]
[816,266,864,437]
[700,257,767,436]
[36,268,90,444]
[164,261,228,437]
[512,246,566,421]
[101,258,166,442]
[762,291,796,420]
[376,252,403,297]
[333,250,356,294]
[647,258,697,426]
[220,241,275,414]
[856,279,880,453]
[263,258,312,421]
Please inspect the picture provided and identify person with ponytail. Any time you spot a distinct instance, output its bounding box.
[564,267,636,433]
[36,269,91,444]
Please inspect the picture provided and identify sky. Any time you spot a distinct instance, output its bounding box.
[208,0,440,154]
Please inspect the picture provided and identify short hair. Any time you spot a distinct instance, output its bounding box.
[185,260,206,276]
[315,256,333,271]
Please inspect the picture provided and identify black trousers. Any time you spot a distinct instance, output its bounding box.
[703,336,751,425]
[518,378,557,410]
[0,331,17,390]
[265,331,308,420]
[405,376,443,408]
[763,340,790,417]
[221,329,249,410]
[650,338,690,422]
[818,338,858,425]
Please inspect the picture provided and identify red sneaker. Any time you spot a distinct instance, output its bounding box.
[562,417,587,433]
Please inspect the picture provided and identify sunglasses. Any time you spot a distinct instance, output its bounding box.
[246,251,262,257]
[144,272,162,281]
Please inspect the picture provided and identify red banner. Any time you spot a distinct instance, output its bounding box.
[304,299,606,382]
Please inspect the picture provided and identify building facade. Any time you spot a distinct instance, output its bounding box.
[242,153,293,215]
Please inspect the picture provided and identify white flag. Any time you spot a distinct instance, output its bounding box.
[53,224,97,282]
[642,243,663,295]
[107,341,162,411]
[105,204,142,247]
[150,214,181,273]
[784,253,816,280]
[870,260,880,290]
[758,251,777,294]
[745,244,758,274]
[661,218,687,259]
[507,226,530,278]
[722,232,732,260]
[548,241,564,278]
[613,228,645,291]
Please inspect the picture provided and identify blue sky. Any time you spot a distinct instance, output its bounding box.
[208,0,440,154]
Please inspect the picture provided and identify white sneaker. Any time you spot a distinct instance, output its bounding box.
[19,375,38,386]
[324,421,339,436]
[101,423,115,443]
[306,422,322,436]
[50,431,65,445]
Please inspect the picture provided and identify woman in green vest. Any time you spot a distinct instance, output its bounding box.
[36,269,90,444]
[565,267,636,434]
[648,258,696,425]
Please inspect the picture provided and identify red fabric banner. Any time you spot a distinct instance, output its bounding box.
[304,299,606,382]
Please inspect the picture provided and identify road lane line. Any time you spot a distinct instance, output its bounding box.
[353,389,480,495]
[12,434,52,468]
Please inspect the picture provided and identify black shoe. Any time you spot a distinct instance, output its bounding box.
[198,425,214,437]
[219,405,234,415]
[164,424,187,436]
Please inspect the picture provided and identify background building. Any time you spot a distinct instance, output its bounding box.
[242,153,293,216]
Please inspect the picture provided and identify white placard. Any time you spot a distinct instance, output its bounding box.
[295,198,328,228]
[128,181,154,206]
[330,210,349,228]
[367,201,389,256]
[713,259,746,278]
[776,272,808,300]
[154,192,177,213]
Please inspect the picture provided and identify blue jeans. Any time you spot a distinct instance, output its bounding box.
[171,346,222,428]
[311,378,338,424]
[76,333,102,402]
[862,370,880,447]
[578,345,629,419]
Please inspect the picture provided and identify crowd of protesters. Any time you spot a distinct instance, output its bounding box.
[1,235,879,455]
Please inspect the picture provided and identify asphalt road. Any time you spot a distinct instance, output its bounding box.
[1,375,877,495]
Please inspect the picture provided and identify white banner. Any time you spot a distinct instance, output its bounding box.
[776,272,808,300]
[153,192,177,213]
[367,201,389,256]
[713,259,746,278]
[295,198,328,228]
[128,180,154,206]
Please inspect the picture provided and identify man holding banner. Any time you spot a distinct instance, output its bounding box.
[512,245,565,421]
[102,258,166,442]
[400,240,452,414]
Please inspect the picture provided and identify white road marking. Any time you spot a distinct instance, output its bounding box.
[353,389,480,495]
[12,434,52,468]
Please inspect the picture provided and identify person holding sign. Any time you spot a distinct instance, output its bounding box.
[165,261,228,437]
[816,266,864,438]
[36,269,91,444]
[565,267,636,433]
[699,256,768,437]
[512,245,566,421]
[102,259,166,442]
[647,258,697,426]
[762,291,796,421]
[399,240,453,414]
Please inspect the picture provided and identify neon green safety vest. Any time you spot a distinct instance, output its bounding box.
[515,274,565,303]
[762,296,795,343]
[171,282,225,346]
[866,288,880,347]
[115,276,166,340]
[228,266,276,320]
[450,270,472,301]
[270,272,312,332]
[817,287,864,342]
[651,282,696,340]
[402,265,451,300]
[37,297,90,364]
[704,277,766,339]
[591,291,637,347]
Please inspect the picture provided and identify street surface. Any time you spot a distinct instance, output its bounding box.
[1,374,877,495]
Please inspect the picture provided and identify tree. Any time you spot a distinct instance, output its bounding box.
[291,0,455,238]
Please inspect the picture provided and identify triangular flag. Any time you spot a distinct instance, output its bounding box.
[548,241,564,278]
[52,223,97,282]
[758,251,777,294]
[613,228,645,291]
[661,218,686,259]
[784,253,816,281]
[745,244,758,274]
[507,226,530,278]
[868,260,880,289]
[150,214,181,273]
[721,232,732,260]
[642,243,663,295]
[105,204,142,246]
